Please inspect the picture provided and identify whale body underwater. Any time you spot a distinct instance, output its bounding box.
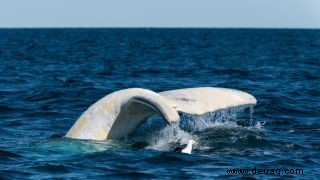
[66,87,257,140]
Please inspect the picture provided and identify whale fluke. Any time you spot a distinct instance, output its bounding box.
[66,87,257,140]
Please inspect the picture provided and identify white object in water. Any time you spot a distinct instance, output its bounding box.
[181,140,198,154]
[65,87,257,140]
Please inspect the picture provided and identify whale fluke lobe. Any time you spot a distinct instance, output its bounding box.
[65,88,179,140]
[160,87,257,115]
[66,87,257,140]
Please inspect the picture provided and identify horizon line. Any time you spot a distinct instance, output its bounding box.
[0,26,320,30]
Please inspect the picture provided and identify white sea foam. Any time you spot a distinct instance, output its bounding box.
[145,125,194,151]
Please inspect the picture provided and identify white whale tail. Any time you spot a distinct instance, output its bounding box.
[65,87,257,140]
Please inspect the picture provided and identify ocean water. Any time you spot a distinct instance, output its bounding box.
[0,28,319,179]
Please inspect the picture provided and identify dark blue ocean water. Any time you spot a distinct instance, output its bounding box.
[0,29,319,179]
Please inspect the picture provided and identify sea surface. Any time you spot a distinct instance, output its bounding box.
[0,28,319,179]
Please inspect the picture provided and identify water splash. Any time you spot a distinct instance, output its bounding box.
[179,105,260,132]
[145,125,194,151]
[134,105,262,151]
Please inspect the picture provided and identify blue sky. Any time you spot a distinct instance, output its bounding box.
[0,0,320,28]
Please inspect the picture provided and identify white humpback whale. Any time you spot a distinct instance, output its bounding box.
[66,87,257,140]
